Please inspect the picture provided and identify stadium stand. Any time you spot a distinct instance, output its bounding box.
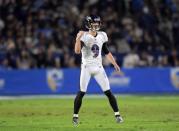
[0,0,179,69]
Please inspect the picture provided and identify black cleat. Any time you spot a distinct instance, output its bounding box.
[72,117,79,126]
[115,115,123,123]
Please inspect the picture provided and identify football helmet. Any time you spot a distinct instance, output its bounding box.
[85,15,101,31]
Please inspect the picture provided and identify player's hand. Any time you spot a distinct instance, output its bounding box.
[113,64,124,76]
[114,64,120,72]
[76,31,84,41]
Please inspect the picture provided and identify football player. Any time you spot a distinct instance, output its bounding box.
[73,15,123,125]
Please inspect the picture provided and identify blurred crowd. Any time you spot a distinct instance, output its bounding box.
[0,0,179,69]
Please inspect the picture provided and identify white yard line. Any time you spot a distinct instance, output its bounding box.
[0,94,178,100]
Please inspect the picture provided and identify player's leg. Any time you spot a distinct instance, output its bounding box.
[73,65,91,125]
[94,67,123,123]
[73,91,85,125]
[104,90,123,123]
[94,68,119,114]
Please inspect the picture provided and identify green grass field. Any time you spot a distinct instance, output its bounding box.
[0,95,179,131]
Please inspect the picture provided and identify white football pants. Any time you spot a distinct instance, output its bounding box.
[80,64,110,92]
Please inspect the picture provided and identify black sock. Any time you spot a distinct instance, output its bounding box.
[73,91,85,115]
[104,90,119,113]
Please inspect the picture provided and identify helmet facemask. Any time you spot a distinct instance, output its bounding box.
[89,22,101,31]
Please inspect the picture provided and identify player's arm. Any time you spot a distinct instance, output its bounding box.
[102,43,120,71]
[74,31,84,54]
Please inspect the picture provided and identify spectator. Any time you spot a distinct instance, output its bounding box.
[123,51,140,68]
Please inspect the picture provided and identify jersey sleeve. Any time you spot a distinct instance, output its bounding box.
[102,42,110,55]
[80,33,86,43]
[101,32,108,43]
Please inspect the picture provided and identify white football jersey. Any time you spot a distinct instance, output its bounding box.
[80,31,108,65]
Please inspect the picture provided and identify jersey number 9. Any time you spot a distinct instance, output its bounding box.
[91,44,99,58]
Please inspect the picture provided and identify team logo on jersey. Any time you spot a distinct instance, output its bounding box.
[47,69,64,92]
[109,71,130,87]
[170,68,179,89]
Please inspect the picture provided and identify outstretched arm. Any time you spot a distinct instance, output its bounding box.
[74,31,84,54]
